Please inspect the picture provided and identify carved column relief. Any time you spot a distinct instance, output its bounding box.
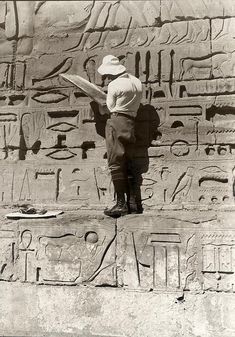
[117,215,235,293]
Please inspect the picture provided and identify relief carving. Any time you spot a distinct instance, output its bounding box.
[183,233,199,291]
[17,217,116,286]
[198,166,230,205]
[117,216,199,291]
[0,229,16,281]
[171,167,194,202]
[117,216,235,293]
[200,232,235,292]
[0,212,233,295]
[179,52,233,81]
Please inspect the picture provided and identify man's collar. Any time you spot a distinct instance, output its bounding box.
[117,72,128,79]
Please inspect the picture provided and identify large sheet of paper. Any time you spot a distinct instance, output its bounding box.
[6,210,63,219]
[60,73,107,105]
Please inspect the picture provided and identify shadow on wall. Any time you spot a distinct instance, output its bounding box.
[91,102,160,213]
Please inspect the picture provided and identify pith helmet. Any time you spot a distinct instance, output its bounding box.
[98,55,126,75]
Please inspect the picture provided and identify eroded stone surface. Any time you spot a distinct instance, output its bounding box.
[117,213,235,293]
[0,213,117,286]
[0,283,234,337]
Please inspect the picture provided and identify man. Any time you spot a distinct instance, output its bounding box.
[98,55,142,218]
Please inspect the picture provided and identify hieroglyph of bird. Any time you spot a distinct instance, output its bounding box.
[171,167,194,202]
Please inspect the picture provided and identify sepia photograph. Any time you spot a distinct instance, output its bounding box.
[0,0,234,336]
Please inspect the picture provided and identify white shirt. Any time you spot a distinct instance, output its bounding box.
[106,73,142,118]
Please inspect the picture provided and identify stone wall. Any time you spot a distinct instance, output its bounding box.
[0,0,235,209]
[0,1,235,336]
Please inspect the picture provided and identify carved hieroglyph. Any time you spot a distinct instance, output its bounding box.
[16,215,117,286]
[1,211,234,293]
[0,0,235,209]
[117,214,235,293]
[117,215,197,291]
[0,1,234,209]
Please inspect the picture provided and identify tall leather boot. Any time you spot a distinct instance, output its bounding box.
[127,174,143,214]
[104,192,128,218]
[104,191,128,218]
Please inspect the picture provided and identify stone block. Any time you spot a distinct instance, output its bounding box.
[0,160,113,206]
[179,78,235,96]
[20,105,102,153]
[117,215,197,291]
[16,214,116,286]
[117,213,235,293]
[139,157,234,209]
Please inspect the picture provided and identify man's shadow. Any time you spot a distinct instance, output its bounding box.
[90,102,160,213]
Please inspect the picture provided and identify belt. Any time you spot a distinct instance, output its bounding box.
[112,112,135,120]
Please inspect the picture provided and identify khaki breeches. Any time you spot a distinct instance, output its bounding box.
[105,114,136,189]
